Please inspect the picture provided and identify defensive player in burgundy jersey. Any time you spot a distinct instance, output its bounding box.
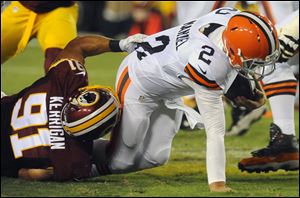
[1,34,146,181]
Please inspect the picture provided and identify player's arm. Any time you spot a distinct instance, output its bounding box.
[183,50,232,192]
[224,74,266,110]
[182,77,231,192]
[56,34,147,64]
[18,167,54,181]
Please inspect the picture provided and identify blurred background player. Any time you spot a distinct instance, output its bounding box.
[128,1,176,36]
[1,1,78,73]
[238,9,299,173]
[227,1,299,137]
[1,33,145,181]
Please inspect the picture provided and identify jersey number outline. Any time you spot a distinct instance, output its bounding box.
[10,93,50,159]
[136,35,170,60]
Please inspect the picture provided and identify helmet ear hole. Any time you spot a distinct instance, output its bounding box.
[257,35,261,42]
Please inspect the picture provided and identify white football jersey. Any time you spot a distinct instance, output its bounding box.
[125,7,239,99]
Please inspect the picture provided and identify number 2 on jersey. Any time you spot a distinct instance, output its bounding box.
[198,45,215,65]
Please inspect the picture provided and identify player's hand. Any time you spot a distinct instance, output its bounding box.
[277,34,299,63]
[18,167,54,181]
[119,33,148,53]
[209,181,233,192]
[234,79,266,110]
[234,88,265,110]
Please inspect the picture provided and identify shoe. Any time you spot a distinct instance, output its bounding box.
[238,123,299,173]
[226,105,267,136]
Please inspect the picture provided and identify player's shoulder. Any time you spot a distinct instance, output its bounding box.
[188,41,226,70]
[46,58,87,80]
[185,42,232,90]
[48,58,85,72]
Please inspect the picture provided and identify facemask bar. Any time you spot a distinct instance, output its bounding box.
[234,49,280,81]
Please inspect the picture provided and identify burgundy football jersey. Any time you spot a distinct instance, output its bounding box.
[1,59,93,181]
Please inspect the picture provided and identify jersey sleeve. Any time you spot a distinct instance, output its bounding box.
[184,49,222,90]
[182,48,227,184]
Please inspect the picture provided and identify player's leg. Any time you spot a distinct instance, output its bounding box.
[93,60,159,174]
[1,1,36,64]
[137,101,183,170]
[239,62,299,173]
[35,3,78,73]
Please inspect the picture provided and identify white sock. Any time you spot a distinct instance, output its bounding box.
[269,95,296,136]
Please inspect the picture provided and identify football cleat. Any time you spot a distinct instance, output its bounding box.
[226,105,267,136]
[238,123,299,173]
[62,85,121,141]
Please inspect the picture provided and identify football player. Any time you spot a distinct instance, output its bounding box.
[226,2,299,137]
[2,1,78,73]
[1,33,146,181]
[93,8,278,192]
[238,10,299,173]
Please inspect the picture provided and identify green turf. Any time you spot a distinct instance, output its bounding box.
[1,40,299,197]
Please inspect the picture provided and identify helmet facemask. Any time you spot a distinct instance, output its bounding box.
[234,48,280,80]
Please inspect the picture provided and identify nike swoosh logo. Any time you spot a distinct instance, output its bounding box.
[198,65,207,74]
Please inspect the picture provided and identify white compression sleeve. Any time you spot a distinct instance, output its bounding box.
[179,75,226,184]
[194,86,226,184]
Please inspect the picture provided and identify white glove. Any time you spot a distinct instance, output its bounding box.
[278,34,299,63]
[119,34,148,53]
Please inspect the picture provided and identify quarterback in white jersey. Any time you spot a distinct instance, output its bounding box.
[94,8,279,192]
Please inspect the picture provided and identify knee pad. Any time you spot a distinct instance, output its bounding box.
[142,148,171,168]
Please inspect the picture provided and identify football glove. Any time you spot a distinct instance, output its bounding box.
[119,33,148,53]
[278,34,299,63]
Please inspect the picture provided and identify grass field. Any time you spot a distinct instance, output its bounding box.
[1,40,299,197]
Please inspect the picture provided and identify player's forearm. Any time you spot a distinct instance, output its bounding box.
[55,35,116,64]
[194,87,226,184]
[72,36,120,57]
[57,34,146,64]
